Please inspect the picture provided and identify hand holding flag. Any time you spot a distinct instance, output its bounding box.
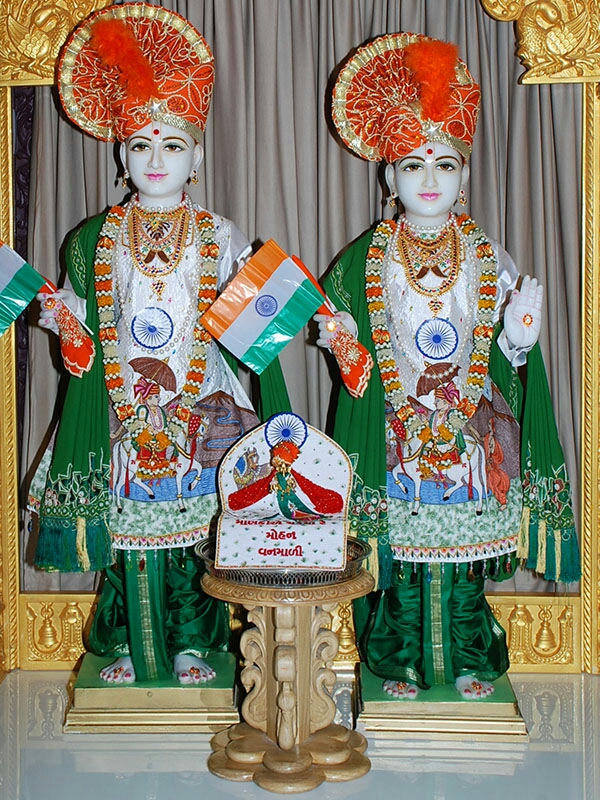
[289,261,373,398]
[0,239,94,377]
[314,310,373,399]
[201,238,373,396]
[201,239,329,374]
[38,285,96,377]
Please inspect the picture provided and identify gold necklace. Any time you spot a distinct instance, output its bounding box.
[128,202,190,277]
[397,215,462,297]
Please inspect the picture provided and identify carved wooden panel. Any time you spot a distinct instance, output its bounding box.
[489,595,581,671]
[19,596,96,670]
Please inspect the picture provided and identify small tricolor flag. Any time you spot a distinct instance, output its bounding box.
[201,239,329,374]
[0,240,47,336]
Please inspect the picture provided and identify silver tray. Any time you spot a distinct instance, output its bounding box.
[196,536,371,587]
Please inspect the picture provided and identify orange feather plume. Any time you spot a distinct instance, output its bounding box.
[403,40,458,122]
[89,18,159,102]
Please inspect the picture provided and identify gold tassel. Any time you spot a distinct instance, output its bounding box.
[536,518,547,575]
[76,517,91,572]
[554,527,561,581]
[517,506,530,561]
[368,536,379,589]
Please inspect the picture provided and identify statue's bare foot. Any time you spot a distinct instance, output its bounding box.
[382,679,419,699]
[100,656,136,684]
[174,654,216,685]
[455,675,495,699]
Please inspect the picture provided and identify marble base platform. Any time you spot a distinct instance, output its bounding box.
[359,669,528,740]
[64,652,239,734]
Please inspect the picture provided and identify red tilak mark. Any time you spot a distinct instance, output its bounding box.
[153,129,160,135]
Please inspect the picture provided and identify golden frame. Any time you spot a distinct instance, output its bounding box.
[0,0,595,676]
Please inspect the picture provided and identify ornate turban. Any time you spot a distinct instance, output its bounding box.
[332,32,480,163]
[271,441,301,465]
[58,2,214,142]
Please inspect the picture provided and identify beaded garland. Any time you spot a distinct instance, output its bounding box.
[366,213,497,439]
[94,197,219,442]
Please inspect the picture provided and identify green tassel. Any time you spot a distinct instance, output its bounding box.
[545,529,557,582]
[376,542,394,590]
[35,517,113,573]
[557,527,581,584]
[521,514,580,584]
[525,515,539,574]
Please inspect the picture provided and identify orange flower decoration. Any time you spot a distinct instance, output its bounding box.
[200,243,220,259]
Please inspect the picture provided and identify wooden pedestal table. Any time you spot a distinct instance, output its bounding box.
[201,569,374,793]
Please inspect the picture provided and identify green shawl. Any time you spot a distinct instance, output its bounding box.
[35,212,290,573]
[323,226,580,589]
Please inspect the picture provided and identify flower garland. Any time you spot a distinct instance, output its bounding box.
[366,213,497,439]
[94,198,219,442]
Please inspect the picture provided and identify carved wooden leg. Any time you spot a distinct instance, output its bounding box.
[209,597,370,792]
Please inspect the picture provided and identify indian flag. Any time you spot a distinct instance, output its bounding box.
[201,239,329,374]
[0,240,47,336]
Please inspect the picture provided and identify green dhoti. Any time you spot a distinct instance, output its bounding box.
[356,562,509,689]
[88,547,230,682]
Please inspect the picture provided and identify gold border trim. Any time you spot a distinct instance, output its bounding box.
[580,84,599,673]
[0,85,18,675]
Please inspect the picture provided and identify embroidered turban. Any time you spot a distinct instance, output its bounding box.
[58,2,214,142]
[332,32,480,162]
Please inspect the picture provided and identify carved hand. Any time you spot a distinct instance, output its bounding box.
[503,275,544,350]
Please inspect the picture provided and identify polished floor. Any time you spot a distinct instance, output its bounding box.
[1,669,595,800]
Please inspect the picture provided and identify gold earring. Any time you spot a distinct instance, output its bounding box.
[388,192,397,208]
[459,187,467,206]
[121,169,129,188]
[190,169,198,184]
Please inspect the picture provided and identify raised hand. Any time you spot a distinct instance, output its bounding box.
[503,275,543,350]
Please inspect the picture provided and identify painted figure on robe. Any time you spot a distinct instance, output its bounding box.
[31,3,287,686]
[315,33,580,699]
